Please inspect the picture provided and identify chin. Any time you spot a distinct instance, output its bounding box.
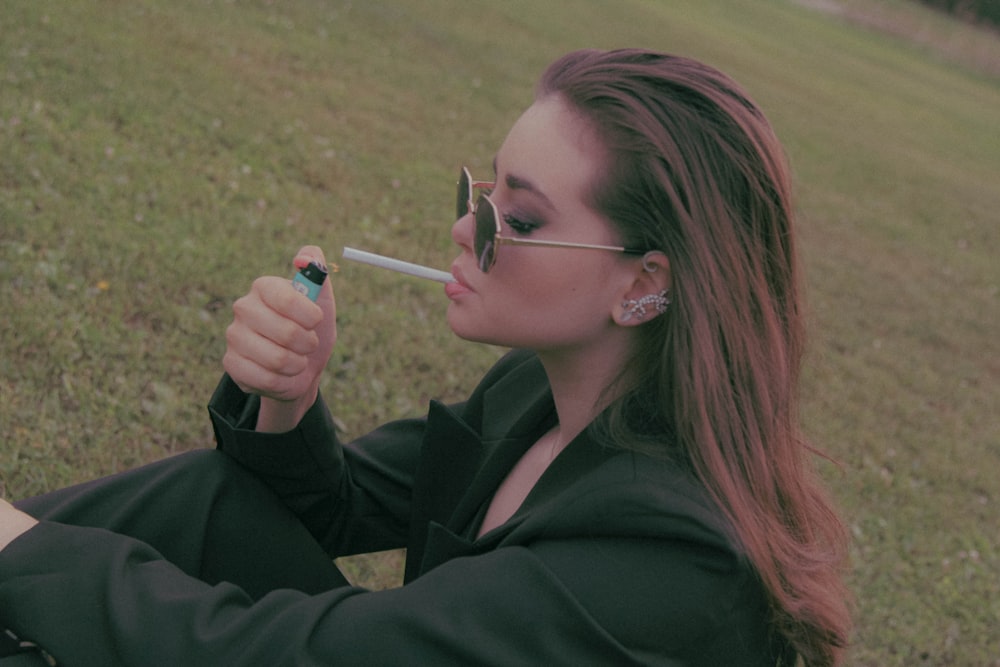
[445,307,479,340]
[447,323,497,346]
[446,308,507,346]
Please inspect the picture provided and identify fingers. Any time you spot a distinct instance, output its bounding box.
[222,247,338,402]
[253,275,326,338]
[222,343,304,400]
[224,276,321,399]
[224,311,311,378]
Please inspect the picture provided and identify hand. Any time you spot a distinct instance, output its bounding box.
[223,246,337,428]
[0,498,38,552]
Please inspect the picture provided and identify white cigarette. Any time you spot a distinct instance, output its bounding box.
[342,247,456,284]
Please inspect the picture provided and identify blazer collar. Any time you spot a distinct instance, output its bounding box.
[418,352,623,539]
[441,356,556,534]
[414,401,624,577]
[478,352,619,510]
[479,353,555,444]
[448,354,623,540]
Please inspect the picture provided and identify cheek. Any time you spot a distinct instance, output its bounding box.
[499,253,617,316]
[505,271,610,333]
[445,253,621,346]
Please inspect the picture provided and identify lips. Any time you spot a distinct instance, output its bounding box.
[445,263,475,299]
[452,264,473,288]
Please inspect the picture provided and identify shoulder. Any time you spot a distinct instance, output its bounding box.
[513,451,779,664]
[536,447,738,553]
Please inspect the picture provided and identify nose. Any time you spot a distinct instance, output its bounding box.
[451,208,475,251]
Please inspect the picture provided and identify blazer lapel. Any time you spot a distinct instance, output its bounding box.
[408,352,624,578]
[514,428,615,518]
[404,401,484,581]
[405,355,553,580]
[445,359,556,534]
[478,354,552,444]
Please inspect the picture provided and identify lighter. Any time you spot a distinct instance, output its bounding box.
[291,260,328,301]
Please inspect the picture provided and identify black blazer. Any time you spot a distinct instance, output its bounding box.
[0,349,789,665]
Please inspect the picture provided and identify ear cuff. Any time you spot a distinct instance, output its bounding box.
[621,289,670,322]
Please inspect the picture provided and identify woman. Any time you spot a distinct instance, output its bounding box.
[0,49,851,665]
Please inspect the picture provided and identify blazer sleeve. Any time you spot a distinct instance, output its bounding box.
[208,373,433,557]
[204,348,529,557]
[0,517,772,666]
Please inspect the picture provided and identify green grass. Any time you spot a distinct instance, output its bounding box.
[2,0,998,663]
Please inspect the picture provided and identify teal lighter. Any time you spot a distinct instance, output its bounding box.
[291,261,328,301]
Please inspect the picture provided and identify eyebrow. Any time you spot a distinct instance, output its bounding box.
[493,156,556,212]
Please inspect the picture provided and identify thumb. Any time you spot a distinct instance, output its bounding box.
[292,245,328,272]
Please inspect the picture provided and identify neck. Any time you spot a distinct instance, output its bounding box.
[534,334,634,450]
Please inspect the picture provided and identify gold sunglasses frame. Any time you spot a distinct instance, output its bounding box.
[458,167,643,272]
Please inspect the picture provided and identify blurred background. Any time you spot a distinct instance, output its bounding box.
[2,1,998,663]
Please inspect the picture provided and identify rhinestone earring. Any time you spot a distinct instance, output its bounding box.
[621,289,670,322]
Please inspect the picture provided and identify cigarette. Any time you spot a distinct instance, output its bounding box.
[342,247,456,284]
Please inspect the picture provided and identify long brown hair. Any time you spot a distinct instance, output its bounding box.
[539,49,851,665]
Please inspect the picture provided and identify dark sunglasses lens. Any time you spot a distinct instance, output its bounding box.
[474,195,496,272]
[456,169,470,221]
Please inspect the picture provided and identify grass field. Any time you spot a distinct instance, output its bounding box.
[2,0,998,663]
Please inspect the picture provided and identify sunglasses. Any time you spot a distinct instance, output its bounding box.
[457,167,644,273]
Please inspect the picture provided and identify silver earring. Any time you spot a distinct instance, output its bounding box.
[621,289,670,322]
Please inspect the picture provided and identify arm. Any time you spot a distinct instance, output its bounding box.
[212,245,433,555]
[222,246,337,433]
[205,340,535,559]
[208,373,427,556]
[0,519,767,666]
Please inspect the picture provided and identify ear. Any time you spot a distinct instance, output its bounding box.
[614,251,672,326]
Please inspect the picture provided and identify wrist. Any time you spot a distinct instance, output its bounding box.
[256,386,319,433]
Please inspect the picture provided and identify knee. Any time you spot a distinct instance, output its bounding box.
[169,449,259,491]
[172,448,235,475]
[174,449,278,505]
